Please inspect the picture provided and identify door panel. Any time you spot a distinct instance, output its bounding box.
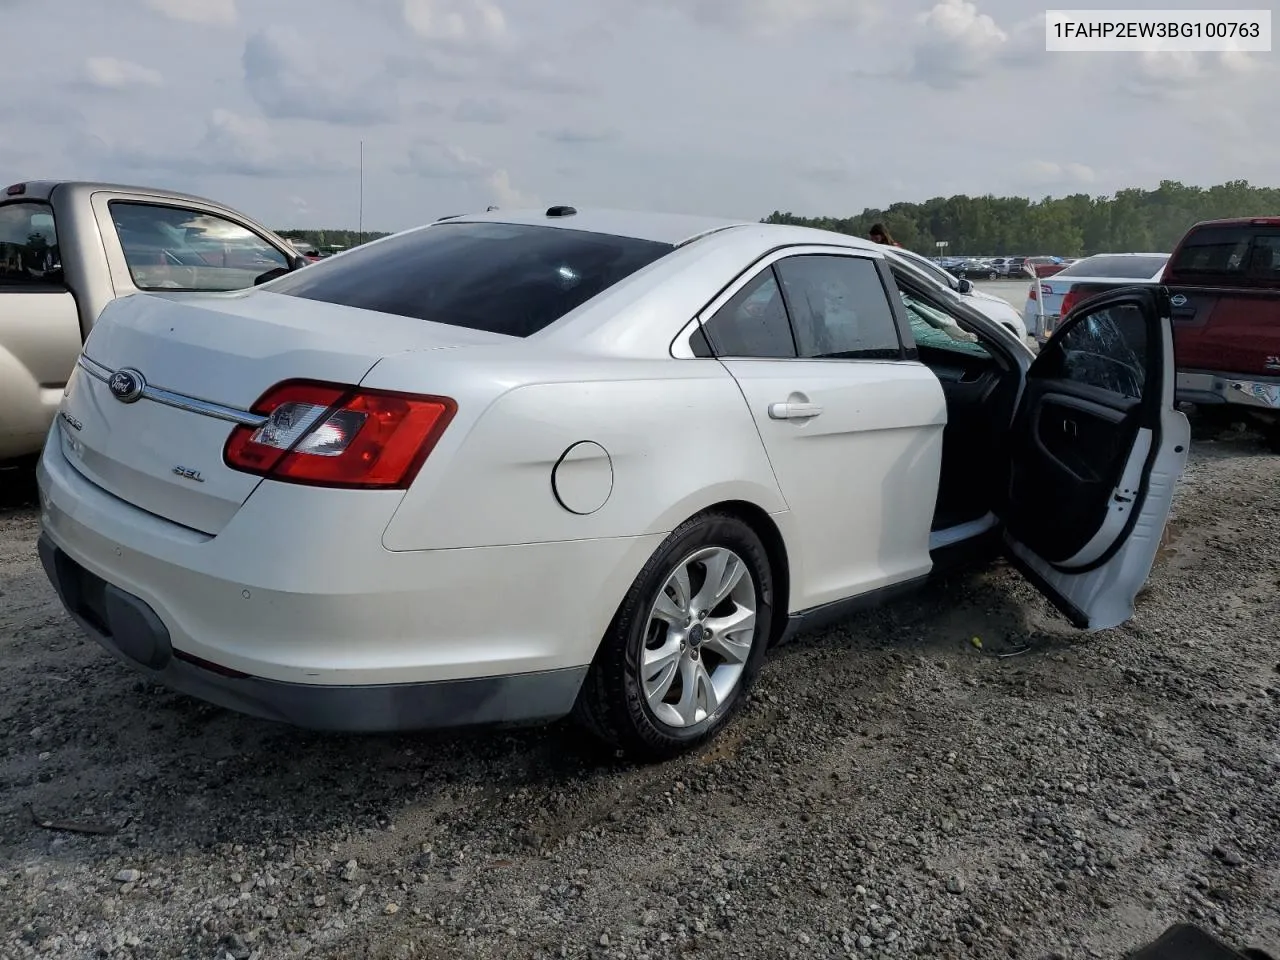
[1002,286,1190,630]
[724,359,945,610]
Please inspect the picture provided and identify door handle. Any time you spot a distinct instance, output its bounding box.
[768,401,824,420]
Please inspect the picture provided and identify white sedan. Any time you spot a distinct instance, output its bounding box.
[36,208,1190,759]
[1023,252,1170,342]
[882,246,1029,341]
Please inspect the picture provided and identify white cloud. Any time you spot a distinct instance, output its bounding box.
[401,0,506,44]
[144,0,236,25]
[657,0,879,34]
[1120,50,1266,100]
[909,0,1008,87]
[84,57,163,89]
[402,140,535,207]
[242,29,402,125]
[1023,160,1097,186]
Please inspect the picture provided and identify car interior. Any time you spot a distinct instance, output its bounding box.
[888,268,1022,533]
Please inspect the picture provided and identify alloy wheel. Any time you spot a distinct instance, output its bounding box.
[640,546,756,728]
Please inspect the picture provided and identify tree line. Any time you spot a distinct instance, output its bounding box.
[273,180,1278,258]
[762,179,1280,256]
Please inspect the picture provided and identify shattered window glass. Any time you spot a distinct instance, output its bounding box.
[1056,303,1148,399]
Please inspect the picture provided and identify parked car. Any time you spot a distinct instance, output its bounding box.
[1024,256,1067,279]
[36,207,1189,758]
[1001,256,1028,277]
[0,181,308,462]
[883,246,1029,340]
[1023,253,1169,341]
[1162,218,1280,448]
[951,258,1000,280]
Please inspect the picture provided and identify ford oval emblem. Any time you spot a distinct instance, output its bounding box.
[108,368,146,403]
[1170,294,1188,308]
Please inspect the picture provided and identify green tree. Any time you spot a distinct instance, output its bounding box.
[761,180,1280,256]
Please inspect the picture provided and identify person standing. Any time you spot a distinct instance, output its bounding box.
[868,223,901,247]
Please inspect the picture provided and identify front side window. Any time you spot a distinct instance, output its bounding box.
[0,201,61,287]
[774,255,901,360]
[109,201,289,292]
[1040,303,1148,400]
[695,267,796,358]
[268,221,674,338]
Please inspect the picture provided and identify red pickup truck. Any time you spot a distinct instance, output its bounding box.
[1052,218,1280,451]
[1162,217,1280,446]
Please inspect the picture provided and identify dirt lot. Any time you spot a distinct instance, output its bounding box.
[1,425,1278,960]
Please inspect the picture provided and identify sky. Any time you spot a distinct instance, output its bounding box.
[0,0,1274,230]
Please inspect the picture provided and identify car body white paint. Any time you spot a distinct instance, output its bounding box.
[36,207,1186,730]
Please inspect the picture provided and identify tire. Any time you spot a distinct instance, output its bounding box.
[573,511,774,760]
[988,271,997,280]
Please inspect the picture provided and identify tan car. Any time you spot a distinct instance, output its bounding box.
[0,180,307,461]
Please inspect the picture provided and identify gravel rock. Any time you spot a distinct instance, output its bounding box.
[1,428,1279,959]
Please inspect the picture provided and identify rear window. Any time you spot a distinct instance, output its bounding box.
[1167,224,1280,285]
[268,221,675,337]
[1056,255,1168,279]
[0,201,61,287]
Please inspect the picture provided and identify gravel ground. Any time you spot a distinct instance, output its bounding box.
[1,422,1278,960]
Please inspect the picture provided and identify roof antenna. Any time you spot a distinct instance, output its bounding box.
[486,205,499,211]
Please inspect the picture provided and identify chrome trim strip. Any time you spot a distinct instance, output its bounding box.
[76,355,268,428]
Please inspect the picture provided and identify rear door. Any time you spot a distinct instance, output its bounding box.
[0,199,83,458]
[694,247,946,611]
[998,287,1190,630]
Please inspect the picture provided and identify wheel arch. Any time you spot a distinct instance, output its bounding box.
[691,499,792,648]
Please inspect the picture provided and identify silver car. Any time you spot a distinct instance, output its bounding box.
[0,180,306,461]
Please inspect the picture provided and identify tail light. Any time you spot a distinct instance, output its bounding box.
[1058,288,1081,317]
[223,380,456,489]
[1028,283,1037,301]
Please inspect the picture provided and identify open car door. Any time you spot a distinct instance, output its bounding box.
[999,286,1191,630]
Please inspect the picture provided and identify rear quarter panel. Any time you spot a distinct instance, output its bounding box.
[368,354,787,552]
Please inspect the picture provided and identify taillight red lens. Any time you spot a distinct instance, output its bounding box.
[1028,283,1037,301]
[1059,289,1080,317]
[223,380,456,489]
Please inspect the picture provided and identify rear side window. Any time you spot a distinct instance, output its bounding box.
[774,255,902,360]
[1056,255,1168,279]
[1168,225,1280,285]
[268,221,674,337]
[0,201,61,288]
[697,268,796,358]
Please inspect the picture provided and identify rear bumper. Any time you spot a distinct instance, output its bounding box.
[36,439,664,731]
[1176,370,1280,414]
[38,534,586,731]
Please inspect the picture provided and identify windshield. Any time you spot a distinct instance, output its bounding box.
[268,221,675,337]
[1057,254,1168,279]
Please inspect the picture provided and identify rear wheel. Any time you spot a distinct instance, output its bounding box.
[574,512,773,760]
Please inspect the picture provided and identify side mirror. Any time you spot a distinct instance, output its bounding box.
[253,266,292,286]
[956,278,973,294]
[290,254,309,270]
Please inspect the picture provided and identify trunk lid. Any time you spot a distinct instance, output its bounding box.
[59,290,503,534]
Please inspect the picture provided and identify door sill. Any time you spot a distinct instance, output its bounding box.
[776,575,929,646]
